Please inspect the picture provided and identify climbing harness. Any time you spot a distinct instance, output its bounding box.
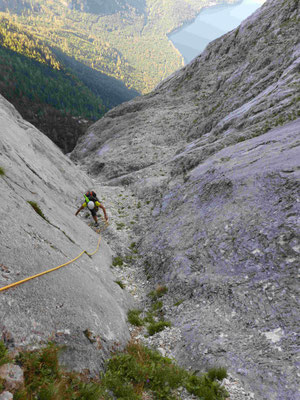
[0,219,109,293]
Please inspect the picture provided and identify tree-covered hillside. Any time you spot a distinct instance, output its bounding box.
[0,16,138,152]
[0,0,238,94]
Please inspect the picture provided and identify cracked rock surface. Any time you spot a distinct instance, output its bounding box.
[72,0,300,398]
[0,95,133,374]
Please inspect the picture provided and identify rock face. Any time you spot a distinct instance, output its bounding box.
[71,0,300,398]
[71,0,299,181]
[0,95,133,374]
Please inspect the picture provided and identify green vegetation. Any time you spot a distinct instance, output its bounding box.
[104,341,228,399]
[147,320,172,336]
[13,343,106,399]
[174,299,184,307]
[115,280,126,289]
[152,300,163,311]
[27,201,49,223]
[185,370,228,399]
[1,340,228,399]
[127,287,172,336]
[207,367,228,382]
[0,341,10,366]
[111,256,124,267]
[0,166,5,176]
[0,0,225,94]
[127,309,144,326]
[0,16,137,152]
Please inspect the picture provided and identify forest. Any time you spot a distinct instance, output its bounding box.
[0,0,237,151]
[0,0,237,94]
[0,16,137,152]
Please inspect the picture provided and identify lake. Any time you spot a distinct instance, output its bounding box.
[169,0,266,64]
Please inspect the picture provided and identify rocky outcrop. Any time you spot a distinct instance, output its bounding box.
[0,95,133,374]
[71,0,300,398]
[0,364,24,392]
[71,0,299,181]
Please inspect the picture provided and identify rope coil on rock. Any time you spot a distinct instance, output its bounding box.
[0,220,108,293]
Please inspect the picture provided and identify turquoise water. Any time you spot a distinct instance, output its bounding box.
[169,0,265,64]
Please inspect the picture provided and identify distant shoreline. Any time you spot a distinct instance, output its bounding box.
[166,0,242,38]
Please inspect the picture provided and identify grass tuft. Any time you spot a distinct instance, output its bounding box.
[0,167,5,176]
[27,201,49,222]
[151,301,163,311]
[0,341,10,366]
[174,299,184,307]
[207,367,228,381]
[147,320,171,336]
[127,309,144,326]
[115,280,125,289]
[185,371,228,399]
[112,256,124,267]
[9,341,227,399]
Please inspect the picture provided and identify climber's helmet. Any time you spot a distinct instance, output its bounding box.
[88,201,95,210]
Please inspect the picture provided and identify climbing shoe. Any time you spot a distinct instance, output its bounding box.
[94,222,99,227]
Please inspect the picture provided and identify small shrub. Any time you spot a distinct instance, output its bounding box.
[127,309,144,326]
[14,343,107,399]
[27,201,49,222]
[151,301,163,311]
[207,367,227,381]
[102,372,140,399]
[147,320,171,336]
[112,256,123,267]
[143,312,155,324]
[10,341,228,399]
[105,341,186,399]
[115,280,125,289]
[125,254,134,263]
[16,343,60,395]
[0,341,10,366]
[185,373,228,399]
[0,167,5,176]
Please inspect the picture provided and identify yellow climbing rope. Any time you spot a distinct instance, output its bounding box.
[0,220,109,293]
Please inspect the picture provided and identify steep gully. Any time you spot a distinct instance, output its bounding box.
[79,179,257,400]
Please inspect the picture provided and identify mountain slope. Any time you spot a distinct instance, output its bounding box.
[71,0,300,398]
[0,16,138,152]
[71,0,300,178]
[0,0,238,93]
[0,94,133,373]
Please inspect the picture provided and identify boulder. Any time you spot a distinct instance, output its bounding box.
[0,392,13,400]
[0,364,24,391]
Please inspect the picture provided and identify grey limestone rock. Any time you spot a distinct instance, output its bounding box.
[0,392,13,400]
[0,364,24,391]
[71,0,300,398]
[0,95,134,374]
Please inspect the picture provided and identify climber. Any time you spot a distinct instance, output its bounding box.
[75,190,108,227]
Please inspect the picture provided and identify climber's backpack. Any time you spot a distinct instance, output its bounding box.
[84,191,98,204]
